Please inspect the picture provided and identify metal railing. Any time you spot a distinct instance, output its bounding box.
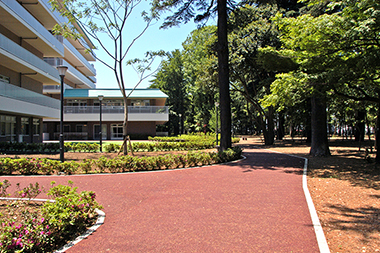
[64,106,168,114]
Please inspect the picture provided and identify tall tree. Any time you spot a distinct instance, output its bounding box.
[182,26,218,133]
[153,0,234,150]
[50,0,163,154]
[228,4,294,145]
[150,50,187,135]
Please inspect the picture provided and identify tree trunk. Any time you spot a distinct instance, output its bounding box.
[217,0,231,151]
[123,97,129,155]
[354,109,366,142]
[375,104,380,164]
[277,111,285,140]
[264,106,275,145]
[310,95,330,156]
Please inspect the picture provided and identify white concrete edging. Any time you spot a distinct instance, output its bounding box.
[266,150,330,253]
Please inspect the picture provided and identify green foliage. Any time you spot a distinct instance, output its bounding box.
[0,181,101,252]
[0,180,11,197]
[0,142,60,154]
[16,182,43,201]
[0,146,243,175]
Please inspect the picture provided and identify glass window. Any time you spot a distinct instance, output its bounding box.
[104,100,123,106]
[63,125,70,133]
[111,124,123,139]
[131,99,150,106]
[94,124,107,140]
[33,119,40,135]
[21,117,29,135]
[76,124,88,132]
[0,116,16,138]
[66,99,87,106]
[0,116,5,136]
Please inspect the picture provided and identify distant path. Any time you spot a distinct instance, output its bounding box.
[2,144,320,252]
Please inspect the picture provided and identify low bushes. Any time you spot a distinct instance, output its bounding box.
[0,134,240,154]
[0,147,242,175]
[0,180,101,252]
[0,142,60,154]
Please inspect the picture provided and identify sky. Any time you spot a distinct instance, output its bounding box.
[91,3,200,89]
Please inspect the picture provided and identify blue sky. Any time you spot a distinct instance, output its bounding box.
[92,3,199,89]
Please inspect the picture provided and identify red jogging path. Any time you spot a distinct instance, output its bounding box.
[2,145,323,252]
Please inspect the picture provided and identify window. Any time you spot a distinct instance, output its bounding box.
[76,124,88,133]
[0,74,10,83]
[111,124,123,139]
[94,124,107,140]
[33,119,40,135]
[104,100,123,106]
[21,117,30,135]
[63,125,70,133]
[66,99,87,107]
[0,115,16,138]
[0,116,5,136]
[131,99,150,106]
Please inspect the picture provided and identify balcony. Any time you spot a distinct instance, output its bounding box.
[18,0,96,61]
[52,106,169,123]
[63,38,96,76]
[44,57,96,89]
[64,60,96,89]
[65,106,168,114]
[0,80,60,118]
[43,83,73,94]
[0,0,64,57]
[0,34,60,85]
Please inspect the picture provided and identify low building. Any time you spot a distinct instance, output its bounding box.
[43,88,169,140]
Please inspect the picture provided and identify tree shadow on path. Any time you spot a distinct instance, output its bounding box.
[229,148,305,175]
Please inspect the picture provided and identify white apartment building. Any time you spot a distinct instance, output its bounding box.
[0,0,96,143]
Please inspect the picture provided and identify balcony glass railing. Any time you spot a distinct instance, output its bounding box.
[63,39,96,75]
[64,106,168,114]
[43,84,73,92]
[39,0,96,59]
[0,34,60,82]
[0,81,60,109]
[63,60,96,89]
[1,0,64,56]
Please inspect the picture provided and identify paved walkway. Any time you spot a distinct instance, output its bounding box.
[2,144,322,252]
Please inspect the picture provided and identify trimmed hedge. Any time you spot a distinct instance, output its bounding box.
[0,147,242,175]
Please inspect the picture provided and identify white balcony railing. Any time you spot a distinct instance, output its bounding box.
[0,0,64,57]
[0,81,60,109]
[0,34,60,84]
[63,60,96,89]
[63,38,96,76]
[64,106,168,114]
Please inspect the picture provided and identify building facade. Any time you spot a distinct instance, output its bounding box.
[0,0,96,143]
[43,88,169,140]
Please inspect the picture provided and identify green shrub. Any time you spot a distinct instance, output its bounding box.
[0,181,102,253]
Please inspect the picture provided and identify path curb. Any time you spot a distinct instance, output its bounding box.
[263,150,330,253]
